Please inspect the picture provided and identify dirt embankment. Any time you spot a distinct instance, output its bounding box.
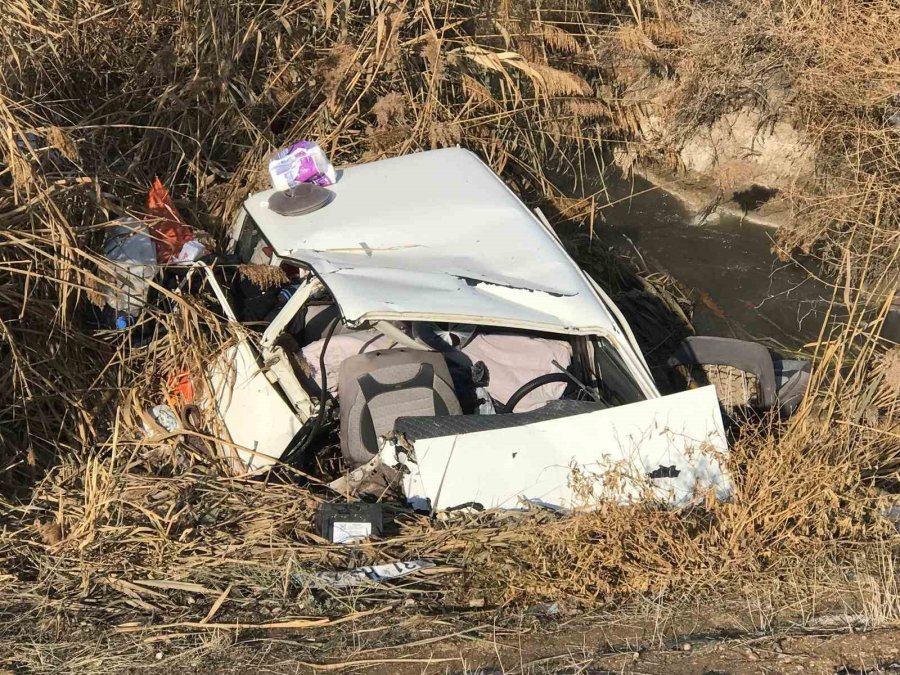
[613,62,818,228]
[608,0,899,264]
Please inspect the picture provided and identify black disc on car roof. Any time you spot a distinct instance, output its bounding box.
[268,183,334,216]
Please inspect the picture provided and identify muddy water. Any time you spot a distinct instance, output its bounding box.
[589,174,833,353]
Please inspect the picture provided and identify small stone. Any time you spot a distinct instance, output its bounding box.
[155,652,163,661]
[682,642,692,652]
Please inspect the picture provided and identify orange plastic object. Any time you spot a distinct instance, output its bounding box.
[168,370,195,404]
[147,177,194,263]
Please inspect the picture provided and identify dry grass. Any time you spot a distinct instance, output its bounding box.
[0,0,898,672]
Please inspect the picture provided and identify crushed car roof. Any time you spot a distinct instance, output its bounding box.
[243,148,622,336]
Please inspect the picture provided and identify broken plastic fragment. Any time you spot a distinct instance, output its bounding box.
[306,560,436,588]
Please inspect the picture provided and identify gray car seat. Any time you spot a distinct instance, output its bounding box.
[339,349,462,465]
[668,336,777,409]
[668,336,810,417]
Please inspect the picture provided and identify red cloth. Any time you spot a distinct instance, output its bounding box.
[146,177,194,263]
[168,370,195,405]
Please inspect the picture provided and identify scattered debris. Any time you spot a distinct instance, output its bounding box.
[526,601,564,617]
[99,217,158,322]
[316,503,384,544]
[143,404,179,435]
[146,177,196,264]
[309,560,436,588]
[172,239,208,263]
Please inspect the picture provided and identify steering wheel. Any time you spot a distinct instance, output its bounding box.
[499,373,572,413]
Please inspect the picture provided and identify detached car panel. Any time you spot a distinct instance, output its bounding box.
[383,385,730,511]
[209,339,305,471]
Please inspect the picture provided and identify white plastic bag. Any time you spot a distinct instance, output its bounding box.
[172,239,208,264]
[100,217,158,315]
[268,140,336,190]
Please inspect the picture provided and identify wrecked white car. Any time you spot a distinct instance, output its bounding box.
[195,148,730,511]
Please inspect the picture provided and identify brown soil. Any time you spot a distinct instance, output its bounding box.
[132,619,900,674]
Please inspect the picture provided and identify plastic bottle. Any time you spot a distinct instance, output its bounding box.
[101,217,159,318]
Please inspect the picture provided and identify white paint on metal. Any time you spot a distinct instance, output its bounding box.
[207,339,304,473]
[243,148,623,337]
[382,385,730,511]
[260,277,322,349]
[195,263,305,471]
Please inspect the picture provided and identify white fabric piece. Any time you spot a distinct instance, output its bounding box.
[301,330,572,411]
[101,218,158,314]
[459,334,572,412]
[300,331,396,394]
